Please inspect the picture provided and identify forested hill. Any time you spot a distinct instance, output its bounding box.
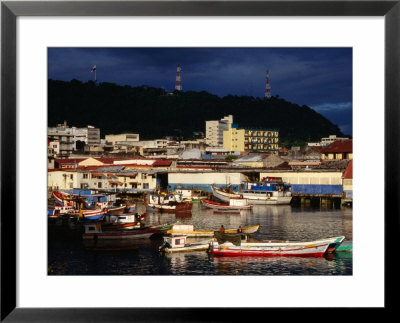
[48,79,344,147]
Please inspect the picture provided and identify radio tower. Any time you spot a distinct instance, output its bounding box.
[175,63,182,91]
[265,69,271,99]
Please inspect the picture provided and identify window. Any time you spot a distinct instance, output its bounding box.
[143,183,149,189]
[83,173,88,179]
[70,174,73,180]
[98,182,102,188]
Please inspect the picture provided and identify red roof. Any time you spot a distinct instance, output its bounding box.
[321,140,353,153]
[342,159,353,179]
[153,160,173,166]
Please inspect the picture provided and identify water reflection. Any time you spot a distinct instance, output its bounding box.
[48,202,352,275]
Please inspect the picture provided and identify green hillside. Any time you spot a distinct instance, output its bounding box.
[48,79,344,147]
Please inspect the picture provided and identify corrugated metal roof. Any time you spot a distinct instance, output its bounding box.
[234,154,264,162]
[96,166,125,172]
[180,149,201,160]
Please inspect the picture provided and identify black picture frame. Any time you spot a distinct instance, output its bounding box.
[1,1,398,321]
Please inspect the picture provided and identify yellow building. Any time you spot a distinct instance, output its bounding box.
[244,129,279,153]
[223,124,279,153]
[223,124,245,151]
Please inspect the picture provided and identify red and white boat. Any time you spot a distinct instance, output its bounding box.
[201,198,252,213]
[53,191,73,205]
[210,233,345,257]
[48,204,76,218]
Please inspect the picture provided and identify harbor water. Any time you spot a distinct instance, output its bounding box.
[48,202,353,276]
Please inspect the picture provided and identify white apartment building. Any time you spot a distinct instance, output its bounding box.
[321,135,349,146]
[48,121,101,151]
[48,169,157,192]
[205,115,233,147]
[308,134,350,147]
[47,132,74,157]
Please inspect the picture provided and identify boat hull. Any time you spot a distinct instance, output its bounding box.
[210,236,344,257]
[211,244,328,257]
[102,222,140,230]
[147,202,192,214]
[211,184,292,205]
[82,230,155,240]
[167,225,260,237]
[163,243,210,253]
[82,224,172,240]
[211,185,241,202]
[106,205,127,214]
[240,193,292,205]
[201,199,252,211]
[125,204,136,213]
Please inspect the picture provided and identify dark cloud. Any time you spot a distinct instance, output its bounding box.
[48,47,352,134]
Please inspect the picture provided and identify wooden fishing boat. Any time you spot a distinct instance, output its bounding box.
[201,198,252,212]
[124,204,136,213]
[105,205,127,215]
[210,233,345,257]
[73,208,108,220]
[211,179,292,205]
[52,190,73,205]
[159,236,210,254]
[82,223,172,240]
[152,201,192,213]
[102,213,146,230]
[48,205,75,218]
[167,224,260,237]
[210,184,242,202]
[145,193,192,213]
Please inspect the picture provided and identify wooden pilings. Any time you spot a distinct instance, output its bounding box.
[292,196,344,208]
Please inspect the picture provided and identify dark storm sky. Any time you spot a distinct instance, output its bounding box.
[48,47,353,135]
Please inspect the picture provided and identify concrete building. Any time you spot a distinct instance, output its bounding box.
[321,135,349,146]
[47,132,74,157]
[168,171,247,192]
[48,121,101,151]
[105,133,140,146]
[48,166,158,192]
[180,139,207,154]
[320,139,353,160]
[244,128,279,153]
[223,124,245,151]
[223,123,279,153]
[205,115,233,147]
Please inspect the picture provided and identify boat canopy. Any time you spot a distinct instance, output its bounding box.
[214,232,242,246]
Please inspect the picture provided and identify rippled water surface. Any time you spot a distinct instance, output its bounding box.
[48,202,352,275]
